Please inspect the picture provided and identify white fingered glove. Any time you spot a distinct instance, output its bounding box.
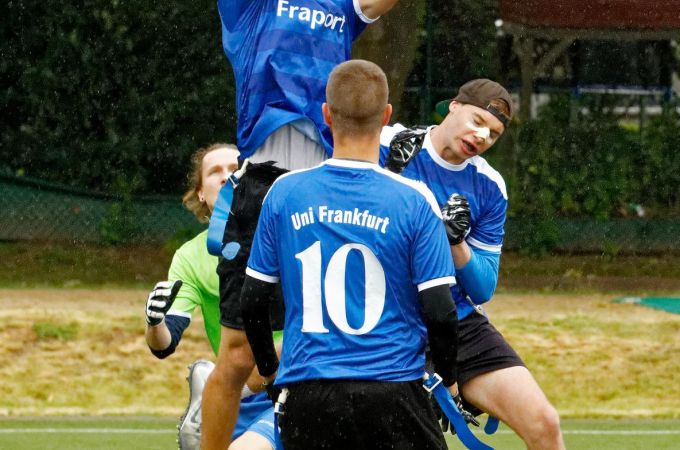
[145,280,183,326]
[441,194,471,246]
[385,127,427,174]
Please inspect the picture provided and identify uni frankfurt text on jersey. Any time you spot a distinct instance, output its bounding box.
[277,0,347,32]
[291,206,391,234]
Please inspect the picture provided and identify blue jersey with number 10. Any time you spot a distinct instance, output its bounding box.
[217,0,373,157]
[247,159,456,385]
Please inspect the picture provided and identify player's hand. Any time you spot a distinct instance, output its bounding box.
[145,280,183,326]
[262,378,281,407]
[385,127,427,174]
[441,193,471,245]
[431,391,480,435]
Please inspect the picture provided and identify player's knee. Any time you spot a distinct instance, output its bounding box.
[531,403,562,445]
[229,432,272,450]
[214,338,255,380]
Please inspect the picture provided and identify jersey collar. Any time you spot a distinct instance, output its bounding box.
[424,127,471,172]
[323,158,379,169]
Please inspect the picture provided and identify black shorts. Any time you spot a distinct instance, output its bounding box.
[457,311,525,387]
[279,380,447,450]
[217,161,287,329]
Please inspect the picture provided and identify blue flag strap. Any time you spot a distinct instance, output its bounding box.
[423,373,494,450]
[484,416,500,435]
[206,173,239,257]
[274,413,282,449]
[272,388,288,450]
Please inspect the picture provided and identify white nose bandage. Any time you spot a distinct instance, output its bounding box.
[465,121,491,144]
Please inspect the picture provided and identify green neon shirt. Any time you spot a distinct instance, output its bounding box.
[166,229,283,355]
[167,230,222,355]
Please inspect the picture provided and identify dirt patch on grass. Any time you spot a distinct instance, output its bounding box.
[1,289,679,418]
[0,289,212,416]
[485,294,680,418]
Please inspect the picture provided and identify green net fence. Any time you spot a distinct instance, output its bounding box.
[504,217,680,254]
[1,173,679,252]
[0,174,202,244]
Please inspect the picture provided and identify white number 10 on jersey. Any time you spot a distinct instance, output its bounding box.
[295,241,386,335]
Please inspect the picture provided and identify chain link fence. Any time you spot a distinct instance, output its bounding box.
[1,173,678,253]
[0,174,201,244]
[504,217,680,254]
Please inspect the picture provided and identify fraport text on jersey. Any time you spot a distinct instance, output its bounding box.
[291,206,390,234]
[277,0,347,32]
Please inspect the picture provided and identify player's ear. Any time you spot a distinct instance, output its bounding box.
[382,104,392,126]
[322,103,333,127]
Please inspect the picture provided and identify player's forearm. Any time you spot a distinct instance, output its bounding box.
[450,240,472,268]
[359,0,399,19]
[455,248,500,303]
[420,284,458,386]
[145,322,172,352]
[145,315,190,359]
[245,341,284,393]
[241,275,279,378]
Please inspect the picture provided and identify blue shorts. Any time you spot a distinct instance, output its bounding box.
[233,392,276,447]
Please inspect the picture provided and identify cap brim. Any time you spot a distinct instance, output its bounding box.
[435,100,451,119]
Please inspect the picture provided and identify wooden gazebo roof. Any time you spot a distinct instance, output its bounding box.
[497,0,680,119]
[501,0,680,30]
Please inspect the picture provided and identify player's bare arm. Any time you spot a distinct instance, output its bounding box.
[359,0,399,19]
[144,280,183,351]
[245,341,283,394]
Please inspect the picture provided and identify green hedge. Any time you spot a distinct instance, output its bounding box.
[504,95,680,220]
[2,0,235,194]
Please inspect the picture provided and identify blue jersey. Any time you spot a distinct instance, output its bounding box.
[217,0,373,157]
[247,159,456,385]
[380,125,508,320]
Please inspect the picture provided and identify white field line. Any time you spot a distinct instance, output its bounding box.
[494,429,680,435]
[0,428,172,434]
[0,428,679,435]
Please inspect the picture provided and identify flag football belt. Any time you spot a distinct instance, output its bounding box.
[206,161,249,259]
[423,373,498,450]
[273,388,289,450]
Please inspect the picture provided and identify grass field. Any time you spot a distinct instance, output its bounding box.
[1,244,679,449]
[2,289,679,418]
[2,241,680,292]
[1,417,679,449]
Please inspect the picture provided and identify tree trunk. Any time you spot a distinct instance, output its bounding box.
[353,1,427,121]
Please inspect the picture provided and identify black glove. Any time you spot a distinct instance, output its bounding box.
[441,193,471,245]
[385,127,427,174]
[431,391,480,435]
[145,280,183,326]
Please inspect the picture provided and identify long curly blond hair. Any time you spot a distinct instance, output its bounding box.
[182,143,238,223]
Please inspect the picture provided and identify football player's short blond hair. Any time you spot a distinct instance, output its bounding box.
[325,59,388,137]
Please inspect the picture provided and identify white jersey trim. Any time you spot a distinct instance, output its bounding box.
[245,267,280,283]
[468,156,508,200]
[372,166,442,219]
[354,0,380,23]
[166,311,192,320]
[322,158,443,219]
[417,276,457,292]
[322,158,379,170]
[262,163,321,203]
[467,237,502,253]
[379,123,406,146]
[423,128,470,172]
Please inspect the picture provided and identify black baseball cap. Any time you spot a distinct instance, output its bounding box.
[435,79,513,128]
